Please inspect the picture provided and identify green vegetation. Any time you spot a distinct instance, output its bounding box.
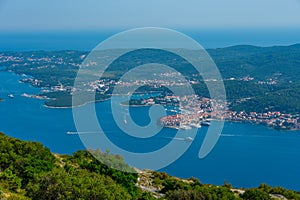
[0,132,140,199]
[208,44,300,82]
[150,171,239,199]
[2,44,300,113]
[231,84,300,114]
[2,51,83,87]
[26,168,132,200]
[43,91,111,108]
[148,171,300,200]
[0,132,300,199]
[240,188,271,200]
[258,183,300,200]
[240,184,300,200]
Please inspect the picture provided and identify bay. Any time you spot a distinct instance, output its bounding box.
[0,70,299,190]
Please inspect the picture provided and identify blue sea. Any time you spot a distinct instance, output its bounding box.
[0,70,300,190]
[1,28,300,51]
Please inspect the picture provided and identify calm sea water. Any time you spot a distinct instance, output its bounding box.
[1,28,300,51]
[0,71,300,190]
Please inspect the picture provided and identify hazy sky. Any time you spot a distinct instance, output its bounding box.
[0,0,300,31]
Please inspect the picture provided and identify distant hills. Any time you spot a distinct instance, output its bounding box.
[208,43,300,82]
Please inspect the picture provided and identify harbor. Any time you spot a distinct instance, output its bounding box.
[159,113,211,130]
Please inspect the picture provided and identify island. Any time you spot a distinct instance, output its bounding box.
[0,45,300,130]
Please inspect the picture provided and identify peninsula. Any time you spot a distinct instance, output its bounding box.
[125,94,300,131]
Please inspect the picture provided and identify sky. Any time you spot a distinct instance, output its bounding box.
[0,0,300,32]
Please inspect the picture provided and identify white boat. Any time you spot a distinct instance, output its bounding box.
[66,131,100,135]
[124,115,127,124]
[67,131,77,135]
[201,121,211,126]
[179,125,191,130]
[185,137,194,142]
[190,123,201,128]
[8,94,14,98]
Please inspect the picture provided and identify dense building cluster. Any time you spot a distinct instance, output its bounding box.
[141,95,300,130]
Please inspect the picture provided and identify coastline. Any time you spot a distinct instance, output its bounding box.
[160,117,300,131]
[44,93,160,109]
[43,99,300,131]
[5,66,298,131]
[225,119,300,131]
[120,103,160,107]
[44,97,111,109]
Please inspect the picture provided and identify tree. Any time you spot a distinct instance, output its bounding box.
[240,188,271,200]
[26,168,132,200]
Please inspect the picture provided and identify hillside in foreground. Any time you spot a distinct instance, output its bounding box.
[0,132,299,200]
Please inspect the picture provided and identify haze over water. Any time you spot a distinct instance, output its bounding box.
[1,28,300,51]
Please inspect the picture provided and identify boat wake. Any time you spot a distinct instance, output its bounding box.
[158,136,194,142]
[219,133,277,138]
[67,132,194,142]
[66,131,102,135]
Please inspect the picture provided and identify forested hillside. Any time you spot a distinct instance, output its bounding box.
[1,44,300,113]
